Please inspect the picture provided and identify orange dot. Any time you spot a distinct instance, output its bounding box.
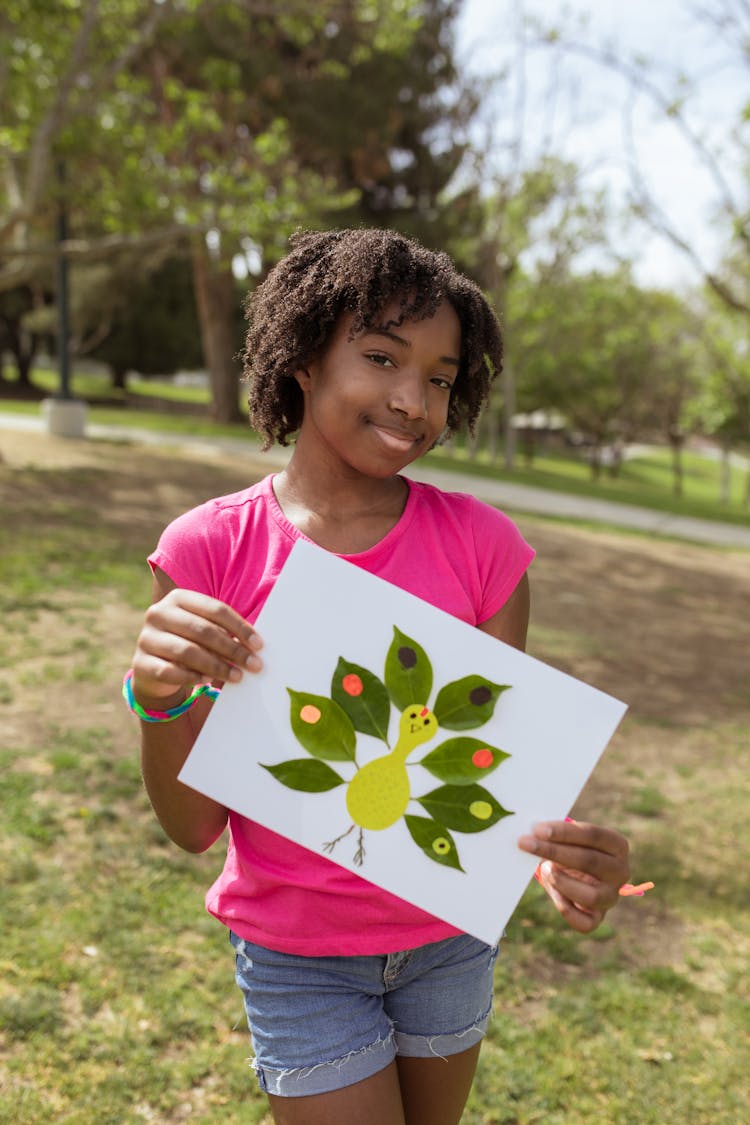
[342,674,364,697]
[300,705,321,724]
[472,748,494,769]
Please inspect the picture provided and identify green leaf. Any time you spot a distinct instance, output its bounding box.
[330,658,391,744]
[287,689,356,761]
[433,676,510,730]
[419,737,509,784]
[384,626,433,710]
[261,759,345,793]
[417,784,513,834]
[404,815,464,871]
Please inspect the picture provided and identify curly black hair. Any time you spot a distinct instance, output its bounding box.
[242,227,502,448]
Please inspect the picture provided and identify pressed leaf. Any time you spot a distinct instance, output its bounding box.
[261,759,345,793]
[404,815,464,871]
[287,689,356,761]
[419,737,509,784]
[417,783,512,833]
[331,657,391,743]
[384,626,433,710]
[433,675,511,730]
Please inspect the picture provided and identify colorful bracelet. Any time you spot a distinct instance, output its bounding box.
[122,669,220,723]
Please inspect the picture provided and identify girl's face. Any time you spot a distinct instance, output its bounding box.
[294,299,461,479]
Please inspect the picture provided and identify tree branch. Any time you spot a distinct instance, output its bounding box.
[22,0,100,223]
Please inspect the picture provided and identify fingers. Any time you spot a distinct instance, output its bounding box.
[519,819,630,887]
[132,589,264,703]
[519,820,631,934]
[535,861,606,934]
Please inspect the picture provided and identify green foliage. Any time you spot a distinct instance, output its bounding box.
[272,632,514,869]
[261,759,344,792]
[85,253,204,381]
[404,814,464,871]
[330,657,391,743]
[417,782,513,833]
[287,689,356,761]
[384,625,434,710]
[433,674,510,729]
[419,736,509,784]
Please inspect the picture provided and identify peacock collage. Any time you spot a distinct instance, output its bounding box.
[262,626,514,872]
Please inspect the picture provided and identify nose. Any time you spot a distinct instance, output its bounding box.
[388,371,427,420]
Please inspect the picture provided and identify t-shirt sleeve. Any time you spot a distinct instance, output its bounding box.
[147,501,219,596]
[470,498,535,623]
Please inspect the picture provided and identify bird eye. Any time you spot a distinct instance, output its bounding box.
[423,718,430,726]
[409,711,417,718]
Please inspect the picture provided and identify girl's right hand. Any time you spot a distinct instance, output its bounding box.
[131,582,263,707]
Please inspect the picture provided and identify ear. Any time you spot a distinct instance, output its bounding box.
[293,366,313,396]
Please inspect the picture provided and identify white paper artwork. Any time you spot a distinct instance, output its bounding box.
[179,539,627,945]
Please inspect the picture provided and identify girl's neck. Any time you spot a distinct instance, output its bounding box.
[273,451,409,554]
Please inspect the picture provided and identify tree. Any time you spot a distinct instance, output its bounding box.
[511,272,676,479]
[1,1,477,422]
[271,0,477,247]
[451,156,611,468]
[0,280,52,388]
[0,0,173,288]
[527,4,750,315]
[82,253,205,390]
[637,291,704,498]
[696,292,750,505]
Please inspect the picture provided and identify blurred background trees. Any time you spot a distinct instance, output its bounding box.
[1,0,748,495]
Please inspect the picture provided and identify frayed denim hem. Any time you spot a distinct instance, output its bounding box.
[250,1027,397,1097]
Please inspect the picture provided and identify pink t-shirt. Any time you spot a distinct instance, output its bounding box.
[149,473,534,955]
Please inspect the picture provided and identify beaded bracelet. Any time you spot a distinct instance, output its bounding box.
[122,668,220,723]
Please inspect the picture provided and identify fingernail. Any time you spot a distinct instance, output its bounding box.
[229,666,243,682]
[518,835,538,853]
[244,653,262,670]
[248,633,263,651]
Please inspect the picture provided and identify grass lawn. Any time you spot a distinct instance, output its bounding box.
[0,430,748,1123]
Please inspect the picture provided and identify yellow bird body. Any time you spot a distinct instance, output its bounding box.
[345,705,437,830]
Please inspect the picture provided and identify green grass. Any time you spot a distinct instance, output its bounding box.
[1,441,748,1123]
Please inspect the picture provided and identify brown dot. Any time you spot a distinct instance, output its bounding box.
[398,646,417,669]
[469,685,492,706]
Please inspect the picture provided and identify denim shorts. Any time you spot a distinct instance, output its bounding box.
[229,932,499,1098]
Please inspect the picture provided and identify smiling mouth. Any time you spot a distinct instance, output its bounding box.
[369,423,423,452]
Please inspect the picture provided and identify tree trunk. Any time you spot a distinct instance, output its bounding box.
[669,433,684,498]
[111,365,128,391]
[501,358,516,470]
[191,240,242,424]
[15,351,33,385]
[719,443,732,504]
[521,427,536,466]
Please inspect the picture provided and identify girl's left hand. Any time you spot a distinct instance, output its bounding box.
[518,820,630,934]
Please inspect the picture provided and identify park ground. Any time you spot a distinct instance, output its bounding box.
[0,426,748,1123]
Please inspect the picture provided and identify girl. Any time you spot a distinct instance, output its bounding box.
[127,228,630,1125]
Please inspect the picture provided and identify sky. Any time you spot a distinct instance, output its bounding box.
[455,0,749,288]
